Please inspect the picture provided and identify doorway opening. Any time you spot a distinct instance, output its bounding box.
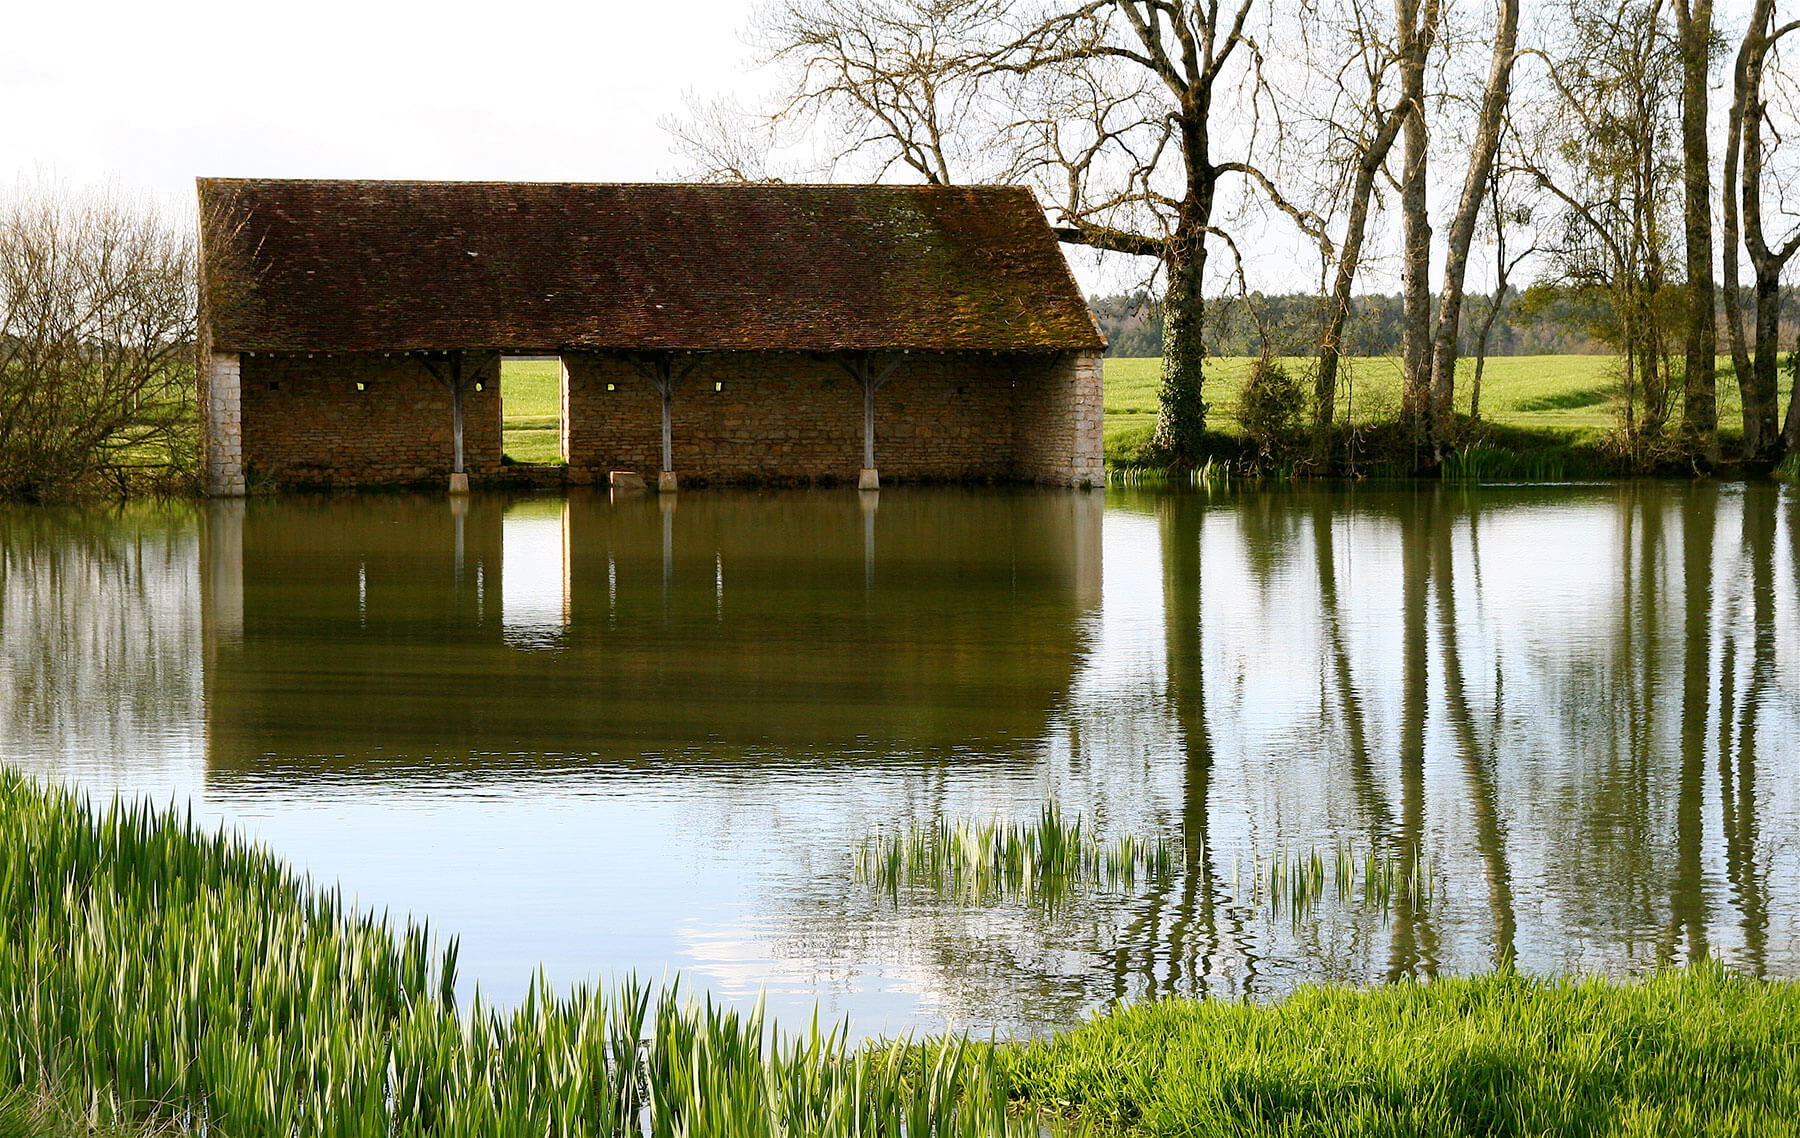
[501,355,566,465]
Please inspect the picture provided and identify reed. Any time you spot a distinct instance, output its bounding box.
[1440,442,1570,483]
[853,803,1177,906]
[858,809,1433,929]
[0,768,1032,1137]
[1104,458,1229,489]
[1229,842,1435,925]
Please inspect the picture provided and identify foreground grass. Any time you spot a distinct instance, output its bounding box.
[12,768,1799,1136]
[1007,964,1800,1136]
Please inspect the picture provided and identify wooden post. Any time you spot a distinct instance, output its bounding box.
[841,354,900,491]
[863,382,877,470]
[631,353,704,493]
[421,351,473,494]
[661,378,675,488]
[450,354,467,494]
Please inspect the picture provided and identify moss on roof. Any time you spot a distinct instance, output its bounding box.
[198,179,1104,354]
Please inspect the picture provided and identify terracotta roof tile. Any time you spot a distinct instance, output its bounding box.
[198,179,1104,353]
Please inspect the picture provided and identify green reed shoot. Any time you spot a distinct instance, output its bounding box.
[1229,842,1436,926]
[859,807,1435,928]
[0,767,1033,1137]
[854,803,1177,906]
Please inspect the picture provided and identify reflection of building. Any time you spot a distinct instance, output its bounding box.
[198,490,1104,779]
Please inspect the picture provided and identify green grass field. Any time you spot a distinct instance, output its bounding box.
[502,356,1793,469]
[500,359,564,464]
[1100,354,1792,461]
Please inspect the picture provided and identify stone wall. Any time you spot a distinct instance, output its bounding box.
[239,353,502,488]
[563,351,1099,486]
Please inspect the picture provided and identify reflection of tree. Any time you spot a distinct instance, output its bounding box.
[1388,490,1438,980]
[1105,493,1224,1001]
[1721,486,1776,972]
[1311,496,1394,840]
[0,505,203,773]
[1667,483,1715,962]
[1434,493,1517,966]
[1158,493,1222,997]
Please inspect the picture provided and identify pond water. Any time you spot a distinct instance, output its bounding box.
[2,484,1796,1038]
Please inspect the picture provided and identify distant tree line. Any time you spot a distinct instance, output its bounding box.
[1090,288,1800,361]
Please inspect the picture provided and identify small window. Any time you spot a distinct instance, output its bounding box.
[606,382,616,393]
[355,380,368,393]
[267,381,280,392]
[714,381,724,393]
[474,379,487,392]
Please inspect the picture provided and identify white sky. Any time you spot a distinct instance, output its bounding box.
[7,0,1785,302]
[5,0,759,199]
[0,0,1156,295]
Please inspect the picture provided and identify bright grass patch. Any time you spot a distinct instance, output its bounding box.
[501,359,564,465]
[1004,963,1800,1136]
[1101,355,1796,465]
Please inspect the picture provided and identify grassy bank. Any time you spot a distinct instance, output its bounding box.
[1006,964,1800,1136]
[6,768,1799,1135]
[1103,355,1795,474]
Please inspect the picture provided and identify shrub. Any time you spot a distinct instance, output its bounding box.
[1236,356,1306,465]
[0,183,197,499]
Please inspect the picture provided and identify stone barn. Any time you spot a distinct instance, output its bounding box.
[197,178,1105,495]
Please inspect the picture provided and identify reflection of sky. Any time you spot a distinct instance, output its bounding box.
[3,487,1800,1039]
[501,499,568,649]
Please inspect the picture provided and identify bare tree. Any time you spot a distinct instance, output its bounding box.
[689,0,1312,465]
[1422,0,1522,448]
[1301,0,1423,432]
[0,185,197,498]
[1514,0,1684,449]
[990,0,1316,463]
[1469,179,1535,422]
[669,0,1005,186]
[1673,0,1718,461]
[1722,0,1800,462]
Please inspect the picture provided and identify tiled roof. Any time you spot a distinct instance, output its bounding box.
[198,179,1104,354]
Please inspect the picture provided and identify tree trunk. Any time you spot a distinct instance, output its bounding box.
[1722,38,1755,428]
[1427,0,1520,448]
[1750,274,1783,461]
[1155,219,1210,463]
[1398,0,1434,449]
[1318,104,1410,433]
[1676,0,1718,461]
